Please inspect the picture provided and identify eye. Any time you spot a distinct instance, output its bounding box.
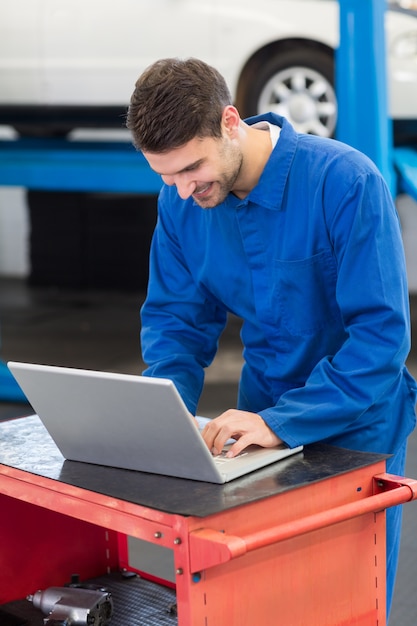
[182,159,204,174]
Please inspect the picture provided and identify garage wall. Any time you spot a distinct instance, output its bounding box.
[396,194,417,293]
[0,187,29,277]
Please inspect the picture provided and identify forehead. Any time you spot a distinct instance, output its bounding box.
[143,136,217,175]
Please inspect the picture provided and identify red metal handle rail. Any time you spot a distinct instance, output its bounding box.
[189,473,417,573]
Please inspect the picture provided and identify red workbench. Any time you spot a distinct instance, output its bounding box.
[0,414,416,625]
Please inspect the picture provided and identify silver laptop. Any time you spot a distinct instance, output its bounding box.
[7,361,303,484]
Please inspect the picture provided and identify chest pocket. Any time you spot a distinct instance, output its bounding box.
[273,249,341,336]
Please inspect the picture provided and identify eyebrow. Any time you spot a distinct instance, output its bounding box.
[150,156,206,177]
[175,158,205,175]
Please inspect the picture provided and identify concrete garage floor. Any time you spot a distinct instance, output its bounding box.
[0,277,416,624]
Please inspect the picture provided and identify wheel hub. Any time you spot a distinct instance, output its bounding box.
[288,93,317,124]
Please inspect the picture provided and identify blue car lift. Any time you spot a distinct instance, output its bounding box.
[0,138,162,194]
[0,0,416,400]
[336,0,417,200]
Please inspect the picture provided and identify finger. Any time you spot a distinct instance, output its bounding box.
[201,420,222,453]
[210,432,230,456]
[211,423,241,455]
[225,435,251,458]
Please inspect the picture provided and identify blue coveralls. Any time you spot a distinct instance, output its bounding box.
[141,114,417,614]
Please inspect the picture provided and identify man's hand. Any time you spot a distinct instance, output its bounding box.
[201,409,282,458]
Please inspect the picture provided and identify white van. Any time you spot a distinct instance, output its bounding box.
[0,0,416,140]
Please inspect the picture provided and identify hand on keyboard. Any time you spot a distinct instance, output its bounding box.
[200,409,282,458]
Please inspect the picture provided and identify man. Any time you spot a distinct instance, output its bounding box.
[127,57,416,614]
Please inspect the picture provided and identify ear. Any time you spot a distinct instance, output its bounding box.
[221,105,240,137]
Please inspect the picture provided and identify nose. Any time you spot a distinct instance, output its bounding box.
[161,174,196,200]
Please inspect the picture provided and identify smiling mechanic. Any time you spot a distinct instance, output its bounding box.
[126,57,417,615]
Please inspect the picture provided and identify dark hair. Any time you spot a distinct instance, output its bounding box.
[126,57,232,152]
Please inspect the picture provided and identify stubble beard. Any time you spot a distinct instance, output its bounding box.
[193,146,244,210]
